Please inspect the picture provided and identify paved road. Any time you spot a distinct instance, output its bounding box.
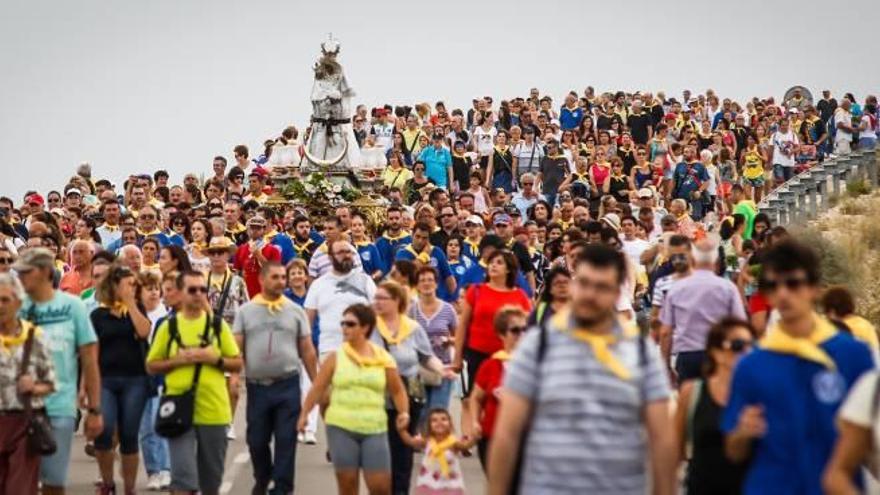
[67,391,486,494]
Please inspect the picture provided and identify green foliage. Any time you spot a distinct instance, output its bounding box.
[846,178,872,198]
[792,227,854,287]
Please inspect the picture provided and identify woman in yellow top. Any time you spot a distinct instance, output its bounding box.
[298,303,409,495]
[739,134,768,202]
[821,286,880,352]
[382,151,414,193]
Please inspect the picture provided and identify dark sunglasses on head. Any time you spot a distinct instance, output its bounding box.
[759,276,810,293]
[340,320,359,328]
[723,338,753,353]
[507,325,526,336]
[187,286,209,295]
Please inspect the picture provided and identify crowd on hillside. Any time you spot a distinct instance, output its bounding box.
[0,87,878,495]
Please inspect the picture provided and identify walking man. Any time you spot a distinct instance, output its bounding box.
[488,245,675,495]
[234,262,318,495]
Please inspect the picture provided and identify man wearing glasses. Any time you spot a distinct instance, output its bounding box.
[510,173,544,219]
[137,205,179,248]
[234,216,281,298]
[147,270,242,495]
[723,241,873,495]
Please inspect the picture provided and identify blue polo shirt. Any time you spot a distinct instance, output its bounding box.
[375,232,411,274]
[354,241,382,277]
[721,332,873,495]
[559,105,585,130]
[459,262,533,298]
[418,146,452,188]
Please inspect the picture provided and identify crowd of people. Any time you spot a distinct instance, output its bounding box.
[0,86,878,495]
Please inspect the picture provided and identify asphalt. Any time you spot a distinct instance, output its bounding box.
[66,392,486,494]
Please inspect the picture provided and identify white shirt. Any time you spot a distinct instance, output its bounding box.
[473,126,497,156]
[371,123,395,151]
[838,371,880,474]
[622,238,651,265]
[771,130,798,167]
[304,270,376,354]
[834,108,853,143]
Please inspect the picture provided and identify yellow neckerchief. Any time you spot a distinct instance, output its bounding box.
[247,192,267,202]
[559,219,572,230]
[382,230,410,242]
[452,152,468,160]
[263,229,279,243]
[760,315,837,369]
[102,223,120,232]
[353,237,372,248]
[0,320,38,353]
[143,262,160,272]
[316,242,329,254]
[293,238,313,255]
[428,434,459,478]
[376,315,416,345]
[191,241,207,253]
[552,309,638,380]
[547,153,566,160]
[100,301,129,317]
[491,350,511,361]
[573,171,589,182]
[342,341,394,368]
[611,172,626,180]
[252,293,288,314]
[405,244,431,264]
[463,238,481,256]
[494,145,510,154]
[228,223,246,234]
[208,269,231,290]
[138,228,162,237]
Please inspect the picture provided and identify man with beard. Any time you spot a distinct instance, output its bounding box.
[488,244,675,495]
[289,215,318,264]
[304,239,376,356]
[307,216,361,279]
[659,235,746,382]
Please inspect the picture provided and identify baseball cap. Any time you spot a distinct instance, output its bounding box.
[26,194,45,206]
[64,187,82,197]
[637,187,654,199]
[493,213,512,226]
[12,248,55,273]
[465,215,484,226]
[246,216,267,228]
[432,133,444,141]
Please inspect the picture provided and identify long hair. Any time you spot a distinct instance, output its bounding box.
[702,318,757,377]
[96,263,136,307]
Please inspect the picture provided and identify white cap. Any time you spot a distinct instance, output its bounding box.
[466,215,484,226]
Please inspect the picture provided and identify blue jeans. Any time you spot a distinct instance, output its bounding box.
[96,375,150,454]
[140,396,170,474]
[421,378,453,424]
[859,137,877,150]
[246,375,301,494]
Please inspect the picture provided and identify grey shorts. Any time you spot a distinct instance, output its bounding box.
[326,425,390,472]
[40,416,76,487]
[167,425,228,493]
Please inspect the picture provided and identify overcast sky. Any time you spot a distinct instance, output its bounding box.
[1,0,877,200]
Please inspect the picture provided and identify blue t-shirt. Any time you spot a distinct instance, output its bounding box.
[418,146,452,188]
[672,161,710,200]
[395,244,455,302]
[21,291,97,418]
[376,233,412,274]
[721,332,873,495]
[448,257,473,300]
[355,242,382,277]
[559,106,585,130]
[459,262,534,298]
[268,232,297,265]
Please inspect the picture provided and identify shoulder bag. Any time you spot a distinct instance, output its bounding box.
[19,320,57,456]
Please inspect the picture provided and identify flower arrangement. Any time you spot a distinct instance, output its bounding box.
[283,172,361,206]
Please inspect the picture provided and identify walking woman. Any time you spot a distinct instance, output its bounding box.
[409,266,459,414]
[158,244,193,277]
[0,273,55,495]
[186,218,212,274]
[675,318,754,495]
[451,250,531,436]
[485,131,516,193]
[91,264,153,495]
[298,304,409,495]
[372,281,449,495]
[528,265,571,326]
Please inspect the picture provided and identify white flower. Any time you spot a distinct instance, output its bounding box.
[332,184,342,193]
[304,184,316,194]
[327,192,336,199]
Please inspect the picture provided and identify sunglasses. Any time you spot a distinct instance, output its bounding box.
[187,286,209,295]
[723,338,753,353]
[759,276,810,293]
[208,250,228,256]
[340,320,359,328]
[507,326,526,336]
[0,257,14,265]
[140,214,156,220]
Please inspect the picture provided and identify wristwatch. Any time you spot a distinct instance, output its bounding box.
[87,406,101,416]
[216,357,225,370]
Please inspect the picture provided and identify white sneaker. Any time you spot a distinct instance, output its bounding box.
[304,432,317,445]
[146,473,162,491]
[159,470,171,490]
[297,432,305,443]
[227,426,237,440]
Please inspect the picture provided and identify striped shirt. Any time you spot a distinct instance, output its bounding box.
[504,319,670,494]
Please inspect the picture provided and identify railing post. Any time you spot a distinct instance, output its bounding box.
[870,149,879,188]
[789,181,806,224]
[811,167,828,213]
[779,190,798,225]
[769,196,787,226]
[799,174,818,219]
[825,159,842,198]
[854,151,867,181]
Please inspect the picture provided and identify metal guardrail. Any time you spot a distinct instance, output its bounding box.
[757,149,880,226]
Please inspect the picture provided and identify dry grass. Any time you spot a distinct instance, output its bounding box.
[800,192,880,324]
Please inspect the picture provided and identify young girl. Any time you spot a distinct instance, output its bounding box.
[445,237,472,299]
[466,170,490,213]
[399,408,477,495]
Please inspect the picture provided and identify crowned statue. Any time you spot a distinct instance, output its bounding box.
[302,36,362,170]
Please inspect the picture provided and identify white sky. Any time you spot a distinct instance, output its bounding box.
[1,0,877,200]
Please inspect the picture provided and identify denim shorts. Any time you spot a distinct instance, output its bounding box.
[773,164,794,182]
[40,416,77,487]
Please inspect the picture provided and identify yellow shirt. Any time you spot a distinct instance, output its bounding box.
[382,166,414,190]
[147,312,240,425]
[324,343,395,435]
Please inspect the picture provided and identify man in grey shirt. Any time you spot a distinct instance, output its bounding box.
[488,245,675,495]
[233,262,318,495]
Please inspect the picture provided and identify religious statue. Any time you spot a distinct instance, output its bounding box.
[302,36,362,169]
